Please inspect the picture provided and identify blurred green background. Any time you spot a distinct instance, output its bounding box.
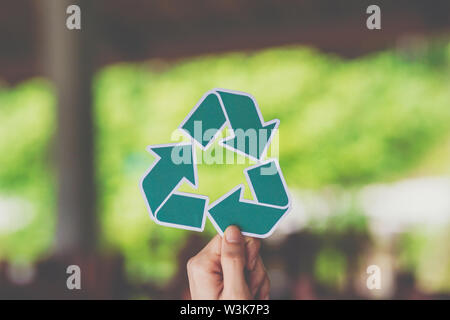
[1,41,450,298]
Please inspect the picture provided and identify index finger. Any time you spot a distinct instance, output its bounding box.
[198,234,222,259]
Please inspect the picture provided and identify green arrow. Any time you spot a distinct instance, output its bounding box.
[180,92,227,148]
[245,160,289,208]
[217,90,278,160]
[156,193,207,230]
[142,143,196,213]
[208,186,289,238]
[208,159,291,237]
[140,142,208,230]
[179,89,279,160]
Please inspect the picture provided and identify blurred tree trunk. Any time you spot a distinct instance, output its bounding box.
[39,0,97,254]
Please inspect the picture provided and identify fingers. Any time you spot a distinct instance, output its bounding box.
[220,226,251,299]
[258,276,270,300]
[187,226,269,300]
[248,256,270,299]
[187,235,222,299]
[245,236,261,271]
[248,256,267,297]
[197,233,222,258]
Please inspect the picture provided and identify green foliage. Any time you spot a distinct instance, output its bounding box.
[396,226,450,292]
[314,247,347,289]
[0,79,56,262]
[0,42,449,285]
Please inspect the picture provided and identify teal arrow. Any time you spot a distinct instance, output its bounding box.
[180,92,227,148]
[217,90,278,160]
[179,89,279,160]
[142,143,196,213]
[156,193,207,230]
[140,142,208,230]
[208,186,289,237]
[245,160,289,208]
[208,159,291,237]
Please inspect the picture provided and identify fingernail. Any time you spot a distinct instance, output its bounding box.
[225,226,242,243]
[263,294,270,300]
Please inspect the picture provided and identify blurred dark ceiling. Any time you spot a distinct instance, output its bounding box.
[0,0,449,84]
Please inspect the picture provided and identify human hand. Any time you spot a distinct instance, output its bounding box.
[187,225,270,300]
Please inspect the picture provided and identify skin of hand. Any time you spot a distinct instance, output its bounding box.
[187,225,270,300]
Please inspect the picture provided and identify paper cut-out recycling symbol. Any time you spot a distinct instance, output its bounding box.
[140,89,292,238]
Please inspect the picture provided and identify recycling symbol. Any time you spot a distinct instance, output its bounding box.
[140,89,291,238]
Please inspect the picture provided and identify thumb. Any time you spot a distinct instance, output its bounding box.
[220,226,251,299]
